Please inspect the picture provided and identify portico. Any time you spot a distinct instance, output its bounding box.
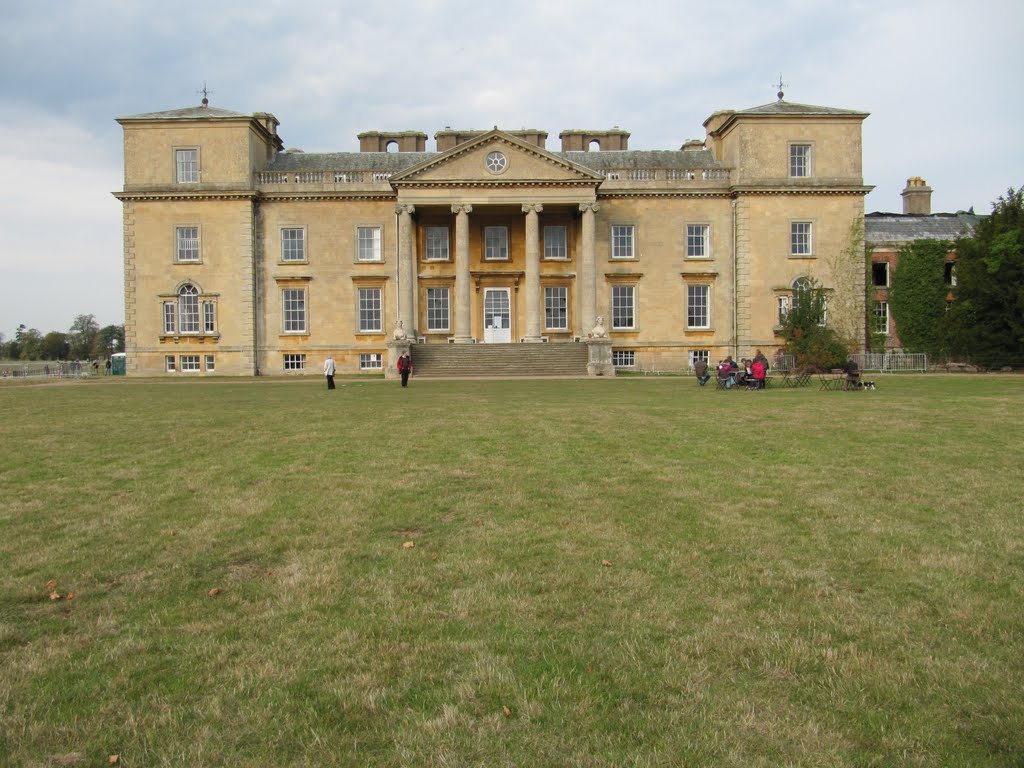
[389,130,603,344]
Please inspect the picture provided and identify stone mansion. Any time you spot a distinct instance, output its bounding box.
[114,92,870,376]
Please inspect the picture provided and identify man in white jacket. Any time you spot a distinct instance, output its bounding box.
[323,354,336,390]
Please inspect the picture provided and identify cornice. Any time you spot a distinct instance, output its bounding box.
[729,185,874,197]
[113,191,257,202]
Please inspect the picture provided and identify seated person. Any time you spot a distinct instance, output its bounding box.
[694,358,711,386]
[843,358,861,389]
[717,360,736,388]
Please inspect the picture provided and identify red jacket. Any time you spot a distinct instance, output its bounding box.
[751,360,766,380]
[397,356,412,373]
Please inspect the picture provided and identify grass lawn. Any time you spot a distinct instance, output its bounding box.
[1,374,1022,767]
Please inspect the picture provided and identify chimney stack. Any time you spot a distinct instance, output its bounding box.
[902,176,932,215]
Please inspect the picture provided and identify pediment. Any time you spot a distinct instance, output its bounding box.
[391,130,603,186]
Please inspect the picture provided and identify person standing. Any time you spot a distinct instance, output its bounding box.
[397,352,413,387]
[323,354,336,390]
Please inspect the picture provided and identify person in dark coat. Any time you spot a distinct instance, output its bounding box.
[397,352,413,387]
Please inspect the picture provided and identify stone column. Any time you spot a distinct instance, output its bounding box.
[522,202,543,342]
[396,204,416,338]
[452,203,473,343]
[579,202,600,336]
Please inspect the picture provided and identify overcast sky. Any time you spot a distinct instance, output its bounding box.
[1,0,1021,339]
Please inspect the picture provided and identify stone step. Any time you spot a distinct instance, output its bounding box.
[411,343,589,377]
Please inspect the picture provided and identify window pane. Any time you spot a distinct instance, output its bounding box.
[176,227,199,261]
[791,222,812,255]
[686,225,708,258]
[426,227,449,261]
[163,302,176,334]
[687,285,709,328]
[611,225,634,259]
[873,302,889,334]
[176,149,198,183]
[203,301,215,333]
[612,285,634,328]
[357,227,381,261]
[283,353,306,371]
[359,353,383,370]
[358,288,382,332]
[544,226,567,259]
[283,289,306,332]
[426,287,450,331]
[484,226,508,260]
[282,228,305,261]
[179,285,199,333]
[790,144,810,177]
[544,286,568,330]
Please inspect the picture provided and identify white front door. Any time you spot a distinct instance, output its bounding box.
[483,288,512,343]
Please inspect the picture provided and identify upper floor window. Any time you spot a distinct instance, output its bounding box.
[356,226,382,262]
[484,226,509,260]
[611,285,636,329]
[176,149,198,183]
[611,225,635,259]
[791,222,813,256]
[686,224,710,259]
[872,262,889,287]
[789,144,811,178]
[425,227,449,261]
[178,284,200,333]
[544,226,567,260]
[944,262,957,286]
[176,227,199,262]
[282,288,307,333]
[282,228,306,262]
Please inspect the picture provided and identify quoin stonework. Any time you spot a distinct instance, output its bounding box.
[114,92,871,377]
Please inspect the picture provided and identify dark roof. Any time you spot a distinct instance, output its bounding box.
[118,104,251,121]
[865,212,980,244]
[737,99,868,117]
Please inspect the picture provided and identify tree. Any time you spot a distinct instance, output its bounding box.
[18,328,44,360]
[888,239,951,358]
[41,331,70,360]
[96,324,126,358]
[947,187,1024,367]
[67,314,100,359]
[780,278,848,371]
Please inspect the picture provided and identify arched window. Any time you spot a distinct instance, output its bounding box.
[179,284,200,333]
[588,139,601,152]
[386,141,398,153]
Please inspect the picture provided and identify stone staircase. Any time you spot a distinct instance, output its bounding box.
[411,342,589,378]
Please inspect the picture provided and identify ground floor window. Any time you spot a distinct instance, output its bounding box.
[165,355,176,373]
[180,355,200,372]
[426,288,450,332]
[611,285,636,330]
[283,353,306,371]
[686,285,710,329]
[544,286,568,330]
[873,301,889,335]
[688,349,710,368]
[358,287,383,333]
[360,353,383,370]
[612,349,635,367]
[282,288,307,333]
[205,354,215,372]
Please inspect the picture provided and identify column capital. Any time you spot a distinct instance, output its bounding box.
[451,203,473,215]
[394,203,416,215]
[579,202,601,214]
[521,203,544,214]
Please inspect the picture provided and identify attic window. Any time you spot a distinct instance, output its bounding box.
[485,151,507,174]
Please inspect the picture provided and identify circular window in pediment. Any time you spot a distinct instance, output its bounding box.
[485,151,508,175]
